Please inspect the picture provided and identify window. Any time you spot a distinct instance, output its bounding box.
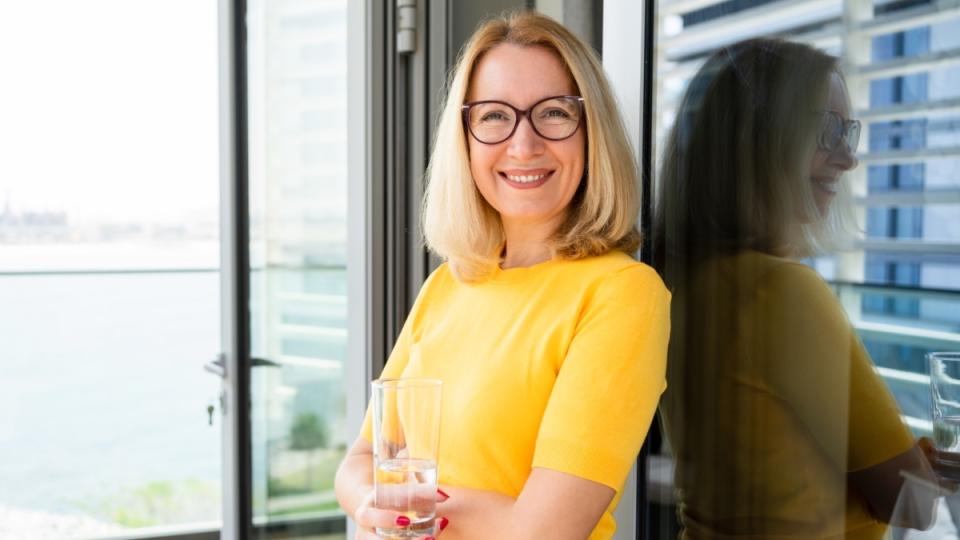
[643,0,960,536]
[0,1,222,537]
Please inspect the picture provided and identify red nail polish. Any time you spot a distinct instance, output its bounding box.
[425,537,435,540]
[437,488,450,499]
[396,515,411,526]
[439,517,449,531]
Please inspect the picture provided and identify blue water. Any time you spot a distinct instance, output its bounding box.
[0,271,222,517]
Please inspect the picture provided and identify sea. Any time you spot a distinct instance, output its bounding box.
[0,241,224,531]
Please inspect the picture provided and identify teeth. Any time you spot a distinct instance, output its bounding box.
[506,173,547,183]
[816,179,838,194]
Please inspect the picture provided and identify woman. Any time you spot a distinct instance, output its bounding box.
[335,11,670,540]
[654,38,941,539]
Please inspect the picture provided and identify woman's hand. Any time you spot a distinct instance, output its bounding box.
[919,436,960,489]
[352,487,450,540]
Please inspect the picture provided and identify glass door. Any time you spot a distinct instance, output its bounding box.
[238,0,352,537]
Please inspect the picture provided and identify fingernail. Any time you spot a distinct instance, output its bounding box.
[425,537,436,540]
[439,517,449,530]
[437,488,450,499]
[396,515,411,526]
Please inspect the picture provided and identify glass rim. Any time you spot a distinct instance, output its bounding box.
[372,377,442,389]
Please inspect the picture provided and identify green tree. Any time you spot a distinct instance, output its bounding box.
[289,412,329,450]
[289,412,329,490]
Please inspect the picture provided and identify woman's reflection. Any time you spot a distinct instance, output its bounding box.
[654,38,940,539]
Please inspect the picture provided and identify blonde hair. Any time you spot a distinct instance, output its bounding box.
[422,10,641,282]
[653,38,857,279]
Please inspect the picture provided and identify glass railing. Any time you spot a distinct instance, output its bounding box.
[831,280,960,437]
[0,268,222,540]
[1,266,349,540]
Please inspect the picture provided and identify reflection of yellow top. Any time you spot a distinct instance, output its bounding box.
[362,251,671,539]
[660,251,914,540]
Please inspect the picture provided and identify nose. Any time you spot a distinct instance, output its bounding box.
[830,144,858,171]
[506,116,545,160]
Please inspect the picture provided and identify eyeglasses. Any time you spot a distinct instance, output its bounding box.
[462,95,585,145]
[819,110,861,154]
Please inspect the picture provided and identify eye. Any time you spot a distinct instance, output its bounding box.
[539,108,572,119]
[480,111,510,122]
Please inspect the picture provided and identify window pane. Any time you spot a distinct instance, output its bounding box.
[246,0,348,536]
[0,1,221,538]
[650,0,960,536]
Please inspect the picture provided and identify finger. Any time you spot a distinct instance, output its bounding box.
[378,483,441,507]
[356,528,385,540]
[355,505,412,531]
[918,436,935,457]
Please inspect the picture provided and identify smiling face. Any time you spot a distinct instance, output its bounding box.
[809,72,858,216]
[466,43,586,236]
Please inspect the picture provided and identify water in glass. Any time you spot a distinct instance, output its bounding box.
[374,457,438,537]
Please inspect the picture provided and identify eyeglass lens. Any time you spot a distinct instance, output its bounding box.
[467,97,582,144]
[820,112,860,153]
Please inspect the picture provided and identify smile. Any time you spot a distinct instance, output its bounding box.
[814,178,838,195]
[507,173,547,183]
[499,169,554,189]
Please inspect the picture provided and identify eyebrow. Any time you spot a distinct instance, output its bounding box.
[825,109,855,121]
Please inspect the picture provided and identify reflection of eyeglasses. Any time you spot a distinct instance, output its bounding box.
[819,110,861,154]
[462,95,585,145]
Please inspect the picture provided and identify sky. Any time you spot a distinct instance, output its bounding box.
[0,0,220,224]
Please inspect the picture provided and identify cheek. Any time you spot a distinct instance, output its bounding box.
[468,141,497,182]
[561,138,586,180]
[809,150,829,172]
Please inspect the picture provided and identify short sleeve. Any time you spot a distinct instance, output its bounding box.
[532,265,671,492]
[758,263,914,471]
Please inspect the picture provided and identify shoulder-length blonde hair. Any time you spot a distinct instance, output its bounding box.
[422,10,640,282]
[653,38,857,280]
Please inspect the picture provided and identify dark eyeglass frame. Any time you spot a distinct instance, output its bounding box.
[819,110,861,154]
[461,95,585,145]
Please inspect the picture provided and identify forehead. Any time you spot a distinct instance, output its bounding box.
[467,43,577,105]
[827,72,851,117]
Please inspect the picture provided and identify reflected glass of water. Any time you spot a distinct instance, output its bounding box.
[929,352,960,454]
[372,378,442,538]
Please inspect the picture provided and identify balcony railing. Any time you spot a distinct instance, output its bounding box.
[831,280,960,436]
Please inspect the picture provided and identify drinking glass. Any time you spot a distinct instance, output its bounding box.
[929,352,960,453]
[372,378,442,537]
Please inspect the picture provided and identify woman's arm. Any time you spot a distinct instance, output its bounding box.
[335,437,616,540]
[849,441,939,529]
[334,438,376,522]
[438,468,615,540]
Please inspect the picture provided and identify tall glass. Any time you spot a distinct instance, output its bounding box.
[929,352,960,454]
[372,378,442,537]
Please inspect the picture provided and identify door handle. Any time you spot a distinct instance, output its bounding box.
[204,353,279,379]
[251,357,280,368]
[204,353,227,378]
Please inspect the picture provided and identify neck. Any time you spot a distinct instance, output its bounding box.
[500,217,562,269]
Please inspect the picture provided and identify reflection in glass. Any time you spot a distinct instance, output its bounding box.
[649,0,960,537]
[654,39,941,539]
